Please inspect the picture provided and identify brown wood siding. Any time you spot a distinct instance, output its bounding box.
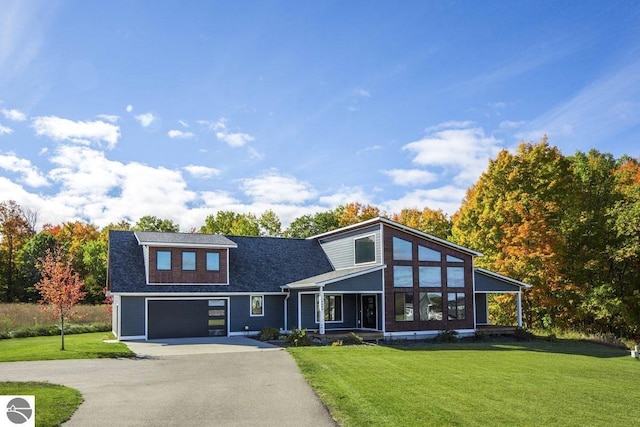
[148,247,228,284]
[382,225,474,332]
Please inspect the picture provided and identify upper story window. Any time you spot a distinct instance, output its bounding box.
[419,266,441,287]
[447,266,465,287]
[206,252,220,271]
[354,235,376,264]
[393,266,413,287]
[446,254,464,263]
[393,237,412,261]
[182,251,196,271]
[157,250,171,270]
[418,246,440,262]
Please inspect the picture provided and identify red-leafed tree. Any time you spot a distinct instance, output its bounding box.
[35,249,86,350]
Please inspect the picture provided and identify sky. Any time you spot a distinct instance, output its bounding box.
[1,1,639,231]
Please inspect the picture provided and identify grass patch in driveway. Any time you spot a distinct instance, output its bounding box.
[289,339,640,426]
[0,381,83,427]
[0,332,134,362]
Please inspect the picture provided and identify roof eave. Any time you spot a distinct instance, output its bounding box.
[474,267,532,288]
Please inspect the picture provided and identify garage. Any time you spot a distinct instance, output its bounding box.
[148,299,227,339]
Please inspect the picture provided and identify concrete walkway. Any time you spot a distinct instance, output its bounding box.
[0,339,336,426]
[124,336,282,357]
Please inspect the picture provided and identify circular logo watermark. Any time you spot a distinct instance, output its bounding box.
[5,397,33,425]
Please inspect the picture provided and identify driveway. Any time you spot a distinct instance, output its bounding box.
[0,338,336,426]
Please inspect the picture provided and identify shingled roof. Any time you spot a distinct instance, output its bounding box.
[108,230,334,293]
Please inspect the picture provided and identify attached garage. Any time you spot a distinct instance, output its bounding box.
[147,299,228,339]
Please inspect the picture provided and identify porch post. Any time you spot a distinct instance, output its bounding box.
[318,287,325,335]
[516,291,522,328]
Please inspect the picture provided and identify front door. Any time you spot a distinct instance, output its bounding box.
[362,295,377,329]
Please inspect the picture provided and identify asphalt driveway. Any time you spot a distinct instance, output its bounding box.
[0,338,336,426]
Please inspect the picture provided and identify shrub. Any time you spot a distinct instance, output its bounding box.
[341,332,364,346]
[514,327,534,341]
[0,322,111,340]
[435,329,458,343]
[285,328,313,347]
[257,326,281,341]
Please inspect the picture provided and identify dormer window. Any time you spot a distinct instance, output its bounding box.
[157,251,171,270]
[182,251,196,271]
[206,252,220,271]
[354,235,376,264]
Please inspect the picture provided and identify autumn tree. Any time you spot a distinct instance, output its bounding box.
[452,139,576,329]
[200,211,261,236]
[133,215,180,232]
[284,210,341,238]
[35,249,86,350]
[391,207,452,240]
[0,201,35,301]
[259,210,282,237]
[337,202,380,227]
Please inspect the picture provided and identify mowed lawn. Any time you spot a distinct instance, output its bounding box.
[0,332,133,362]
[0,382,83,427]
[289,340,640,426]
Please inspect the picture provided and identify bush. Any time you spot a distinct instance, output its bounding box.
[514,327,534,341]
[285,328,313,347]
[341,332,364,346]
[257,326,281,341]
[0,322,111,340]
[435,329,458,343]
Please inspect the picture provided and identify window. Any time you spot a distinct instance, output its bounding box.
[419,292,443,321]
[419,266,441,287]
[393,237,412,261]
[354,235,376,264]
[394,292,414,321]
[393,266,413,287]
[315,294,343,322]
[448,292,465,320]
[156,250,171,270]
[447,267,465,287]
[446,254,464,263]
[418,245,440,262]
[250,295,264,316]
[182,251,196,271]
[206,252,220,271]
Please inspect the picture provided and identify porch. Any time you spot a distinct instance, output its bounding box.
[475,325,518,336]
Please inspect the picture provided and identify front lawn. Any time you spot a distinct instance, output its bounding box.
[289,339,640,426]
[0,332,134,362]
[0,382,83,427]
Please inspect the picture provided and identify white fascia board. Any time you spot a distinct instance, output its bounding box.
[109,291,286,297]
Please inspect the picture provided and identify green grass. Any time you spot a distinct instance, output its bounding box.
[289,339,640,426]
[0,382,83,427]
[0,332,134,362]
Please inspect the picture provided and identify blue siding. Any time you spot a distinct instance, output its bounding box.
[121,296,145,337]
[475,293,488,324]
[475,272,522,292]
[324,270,383,292]
[286,290,298,330]
[299,293,358,329]
[229,295,285,332]
[319,225,382,269]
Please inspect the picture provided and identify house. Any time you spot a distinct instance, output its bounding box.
[107,217,529,340]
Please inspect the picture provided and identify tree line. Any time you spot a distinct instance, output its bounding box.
[1,137,638,337]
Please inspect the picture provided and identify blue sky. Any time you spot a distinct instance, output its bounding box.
[1,1,639,230]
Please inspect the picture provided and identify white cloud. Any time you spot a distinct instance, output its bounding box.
[247,146,264,160]
[135,112,156,127]
[0,123,12,135]
[183,165,220,178]
[168,130,195,139]
[381,185,467,217]
[32,116,120,149]
[200,117,255,147]
[97,114,120,123]
[216,131,253,147]
[1,108,27,121]
[178,120,189,128]
[126,104,133,112]
[403,123,502,185]
[353,88,370,97]
[0,152,48,187]
[240,170,317,204]
[318,186,371,207]
[356,145,383,155]
[381,169,439,186]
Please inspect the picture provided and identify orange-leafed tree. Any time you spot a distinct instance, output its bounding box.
[35,249,86,350]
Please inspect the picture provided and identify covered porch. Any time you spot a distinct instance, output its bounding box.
[474,268,531,330]
[282,265,386,335]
